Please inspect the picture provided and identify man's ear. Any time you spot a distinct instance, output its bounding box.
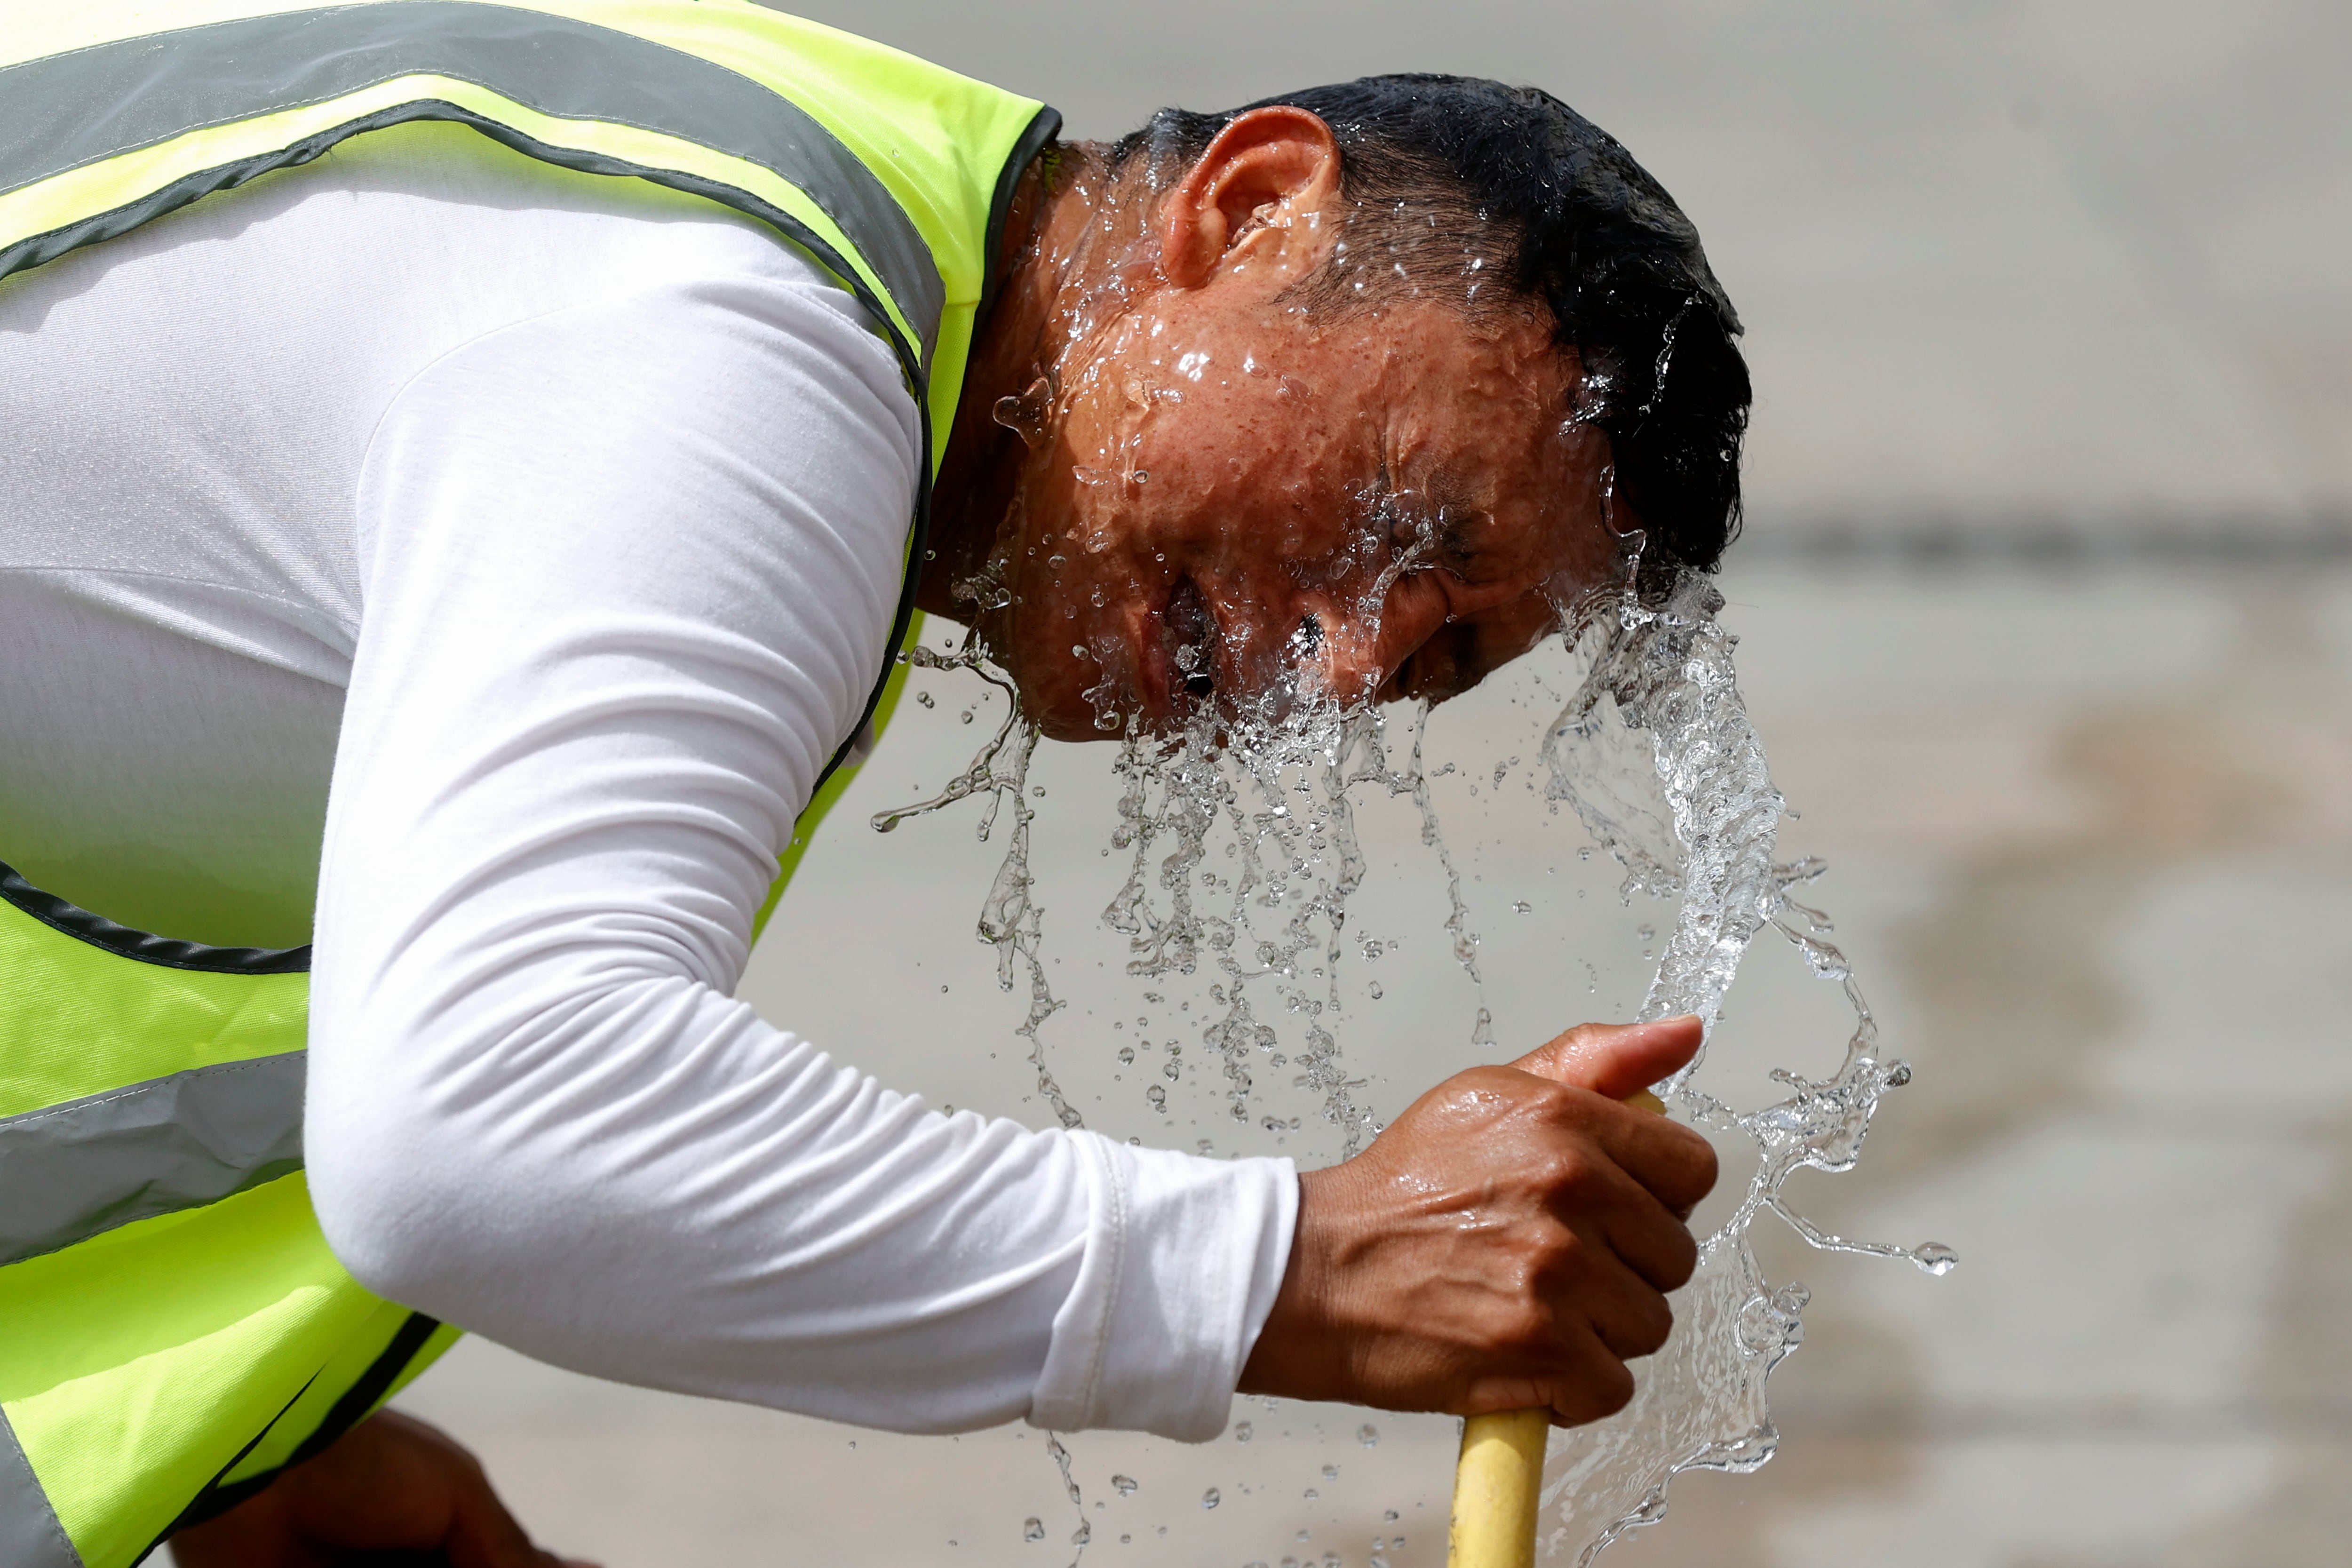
[1159,106,1343,289]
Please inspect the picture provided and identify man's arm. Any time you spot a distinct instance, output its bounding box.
[302,255,1293,1440]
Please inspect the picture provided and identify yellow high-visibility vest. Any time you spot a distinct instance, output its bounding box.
[0,7,1054,1562]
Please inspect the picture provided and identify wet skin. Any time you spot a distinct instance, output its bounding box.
[928,110,1719,1425]
[927,107,1622,740]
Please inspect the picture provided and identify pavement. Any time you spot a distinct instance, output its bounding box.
[366,3,2352,1563]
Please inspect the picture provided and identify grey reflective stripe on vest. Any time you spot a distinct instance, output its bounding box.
[0,1053,306,1269]
[0,0,945,366]
[0,1408,81,1568]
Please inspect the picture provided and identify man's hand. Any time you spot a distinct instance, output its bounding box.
[170,1408,597,1568]
[1239,1017,1718,1427]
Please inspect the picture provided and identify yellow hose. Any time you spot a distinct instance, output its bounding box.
[1447,1408,1551,1568]
[1446,1089,1666,1568]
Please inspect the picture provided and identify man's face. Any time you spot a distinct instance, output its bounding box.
[965,120,1624,741]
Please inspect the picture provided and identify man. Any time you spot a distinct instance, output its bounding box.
[0,5,1742,1561]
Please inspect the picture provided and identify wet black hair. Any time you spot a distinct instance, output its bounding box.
[1112,74,1750,591]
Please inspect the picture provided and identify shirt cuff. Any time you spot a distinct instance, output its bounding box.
[1026,1131,1297,1441]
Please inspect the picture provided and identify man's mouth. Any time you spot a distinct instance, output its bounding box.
[1160,574,1219,716]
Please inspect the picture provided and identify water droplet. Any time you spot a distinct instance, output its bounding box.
[1117,1046,1135,1066]
[1201,1487,1221,1509]
[951,573,1012,611]
[1303,1488,1319,1501]
[1357,1423,1379,1447]
[1233,1421,1253,1442]
[1023,1518,1045,1542]
[916,691,936,708]
[1112,1474,1138,1496]
[1146,1084,1167,1111]
[1071,1521,1091,1546]
[1320,1464,1338,1480]
[1914,1242,1959,1276]
[1511,900,1531,914]
[961,709,975,724]
[1134,469,1150,483]
[1045,1435,1081,1505]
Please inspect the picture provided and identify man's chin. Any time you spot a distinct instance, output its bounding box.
[1031,708,1123,743]
[1010,671,1133,742]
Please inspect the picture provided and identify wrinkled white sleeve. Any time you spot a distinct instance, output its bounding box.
[303,264,1295,1441]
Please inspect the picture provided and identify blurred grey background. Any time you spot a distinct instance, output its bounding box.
[376,3,2352,1566]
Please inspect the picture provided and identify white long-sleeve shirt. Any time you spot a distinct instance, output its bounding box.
[0,121,1293,1441]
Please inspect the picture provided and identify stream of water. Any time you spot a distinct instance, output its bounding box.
[1534,572,1953,1561]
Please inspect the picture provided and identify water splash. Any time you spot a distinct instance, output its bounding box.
[870,574,1940,1564]
[874,637,1079,1129]
[1099,688,1493,1155]
[1536,573,1952,1563]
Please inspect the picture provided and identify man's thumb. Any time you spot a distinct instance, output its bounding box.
[1508,1016,1703,1100]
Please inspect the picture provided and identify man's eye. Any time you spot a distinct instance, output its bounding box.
[1437,509,1493,562]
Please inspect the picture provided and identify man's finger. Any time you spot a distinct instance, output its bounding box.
[1569,1245,1677,1362]
[1537,1326,1638,1427]
[444,1489,574,1568]
[1588,1105,1719,1221]
[1526,1135,1704,1291]
[1597,1186,1702,1292]
[1510,1016,1703,1100]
